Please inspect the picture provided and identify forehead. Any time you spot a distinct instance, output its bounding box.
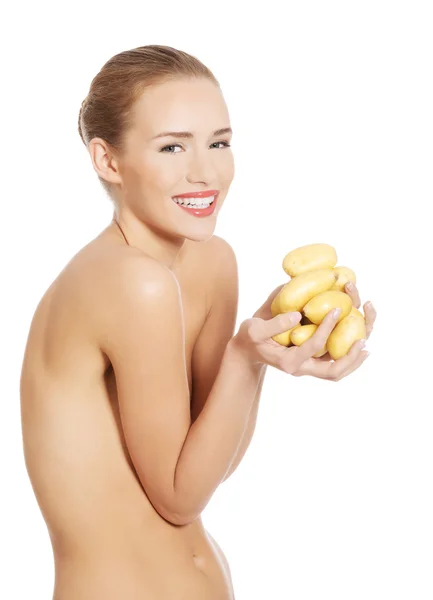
[131,78,229,135]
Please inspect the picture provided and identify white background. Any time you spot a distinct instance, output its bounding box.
[2,1,432,598]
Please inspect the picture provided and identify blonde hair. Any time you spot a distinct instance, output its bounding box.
[78,44,220,200]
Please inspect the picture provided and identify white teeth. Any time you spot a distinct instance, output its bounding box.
[172,195,215,207]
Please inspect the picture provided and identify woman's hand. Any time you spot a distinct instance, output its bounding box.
[232,281,376,381]
[292,281,377,380]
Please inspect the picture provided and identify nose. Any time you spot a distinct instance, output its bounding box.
[186,150,216,185]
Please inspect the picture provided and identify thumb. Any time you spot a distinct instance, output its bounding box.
[264,311,302,340]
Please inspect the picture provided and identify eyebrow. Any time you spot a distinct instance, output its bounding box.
[150,127,233,141]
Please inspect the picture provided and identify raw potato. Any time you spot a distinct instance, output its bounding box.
[349,306,364,319]
[271,292,282,318]
[290,324,327,358]
[272,324,299,346]
[282,243,338,277]
[330,266,357,292]
[271,268,337,315]
[326,315,367,360]
[303,290,353,325]
[269,242,368,361]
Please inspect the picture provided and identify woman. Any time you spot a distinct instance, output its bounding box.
[20,45,376,599]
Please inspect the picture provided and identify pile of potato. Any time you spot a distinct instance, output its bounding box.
[270,243,366,360]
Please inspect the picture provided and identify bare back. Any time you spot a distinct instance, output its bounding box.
[20,225,235,600]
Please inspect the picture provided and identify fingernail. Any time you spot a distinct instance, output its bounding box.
[332,308,341,317]
[359,339,366,348]
[346,282,354,289]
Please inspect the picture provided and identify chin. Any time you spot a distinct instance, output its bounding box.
[165,197,222,243]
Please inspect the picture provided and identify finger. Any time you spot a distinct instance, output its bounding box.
[295,337,366,379]
[334,349,369,380]
[363,301,377,339]
[327,338,368,379]
[291,308,341,366]
[344,282,361,308]
[260,311,302,342]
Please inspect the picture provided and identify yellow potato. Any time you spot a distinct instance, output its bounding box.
[326,315,367,360]
[282,243,338,277]
[349,306,364,319]
[272,268,337,314]
[290,323,316,344]
[290,324,327,358]
[330,266,357,292]
[303,290,353,325]
[271,292,283,317]
[272,324,299,346]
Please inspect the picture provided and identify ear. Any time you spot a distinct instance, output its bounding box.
[88,137,123,186]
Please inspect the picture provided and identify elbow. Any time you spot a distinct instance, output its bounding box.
[155,497,198,527]
[146,474,200,526]
[168,511,196,527]
[158,506,197,527]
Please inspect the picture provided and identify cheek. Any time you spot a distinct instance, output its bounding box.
[142,155,185,191]
[220,154,235,183]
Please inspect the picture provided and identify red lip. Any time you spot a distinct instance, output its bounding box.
[172,190,219,199]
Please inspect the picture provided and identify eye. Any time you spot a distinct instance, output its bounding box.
[160,144,182,153]
[159,140,232,153]
[210,141,232,149]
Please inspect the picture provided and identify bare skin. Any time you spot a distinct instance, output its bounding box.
[21,76,241,599]
[20,75,377,599]
[20,224,237,599]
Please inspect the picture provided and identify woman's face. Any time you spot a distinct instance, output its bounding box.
[115,77,235,242]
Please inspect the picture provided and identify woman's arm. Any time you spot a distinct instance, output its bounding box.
[222,363,267,482]
[190,236,265,483]
[178,338,264,518]
[99,251,263,527]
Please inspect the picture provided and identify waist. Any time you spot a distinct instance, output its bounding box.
[50,503,207,562]
[52,522,234,600]
[53,558,231,600]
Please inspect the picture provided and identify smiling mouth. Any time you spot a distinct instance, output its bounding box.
[171,194,218,217]
[171,194,217,208]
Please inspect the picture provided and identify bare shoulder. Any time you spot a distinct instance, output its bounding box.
[48,237,176,343]
[52,235,236,341]
[204,235,238,287]
[201,235,236,261]
[88,244,179,331]
[186,235,237,278]
[107,251,178,301]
